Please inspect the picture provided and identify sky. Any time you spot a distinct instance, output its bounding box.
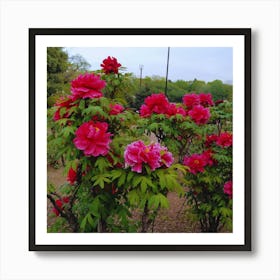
[66,47,233,84]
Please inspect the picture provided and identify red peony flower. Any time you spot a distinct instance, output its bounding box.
[55,199,63,208]
[67,167,77,185]
[139,104,152,117]
[205,134,218,147]
[52,208,60,216]
[70,73,106,100]
[182,93,200,108]
[124,141,173,173]
[73,121,112,157]
[224,181,233,198]
[53,96,74,121]
[183,153,208,174]
[144,93,169,115]
[202,149,215,166]
[62,196,70,204]
[188,105,210,125]
[166,103,186,117]
[199,93,214,107]
[52,199,63,216]
[101,56,122,74]
[91,114,106,122]
[109,104,124,115]
[216,132,233,147]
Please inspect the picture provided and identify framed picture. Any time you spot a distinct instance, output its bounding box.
[29,28,251,251]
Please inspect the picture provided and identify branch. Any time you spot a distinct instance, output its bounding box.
[47,193,68,219]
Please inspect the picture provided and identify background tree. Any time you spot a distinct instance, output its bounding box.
[47,48,91,107]
[47,47,69,98]
[207,80,232,101]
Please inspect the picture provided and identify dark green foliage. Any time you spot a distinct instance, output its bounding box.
[131,76,232,109]
[47,48,91,107]
[47,48,69,98]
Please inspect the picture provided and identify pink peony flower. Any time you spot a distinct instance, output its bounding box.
[101,56,122,74]
[109,104,124,115]
[124,140,147,173]
[159,145,174,167]
[216,132,233,147]
[144,93,169,114]
[139,104,152,117]
[182,93,200,108]
[73,121,112,157]
[188,105,210,125]
[70,73,106,100]
[124,141,173,173]
[224,181,233,198]
[183,153,208,174]
[198,93,214,107]
[166,103,186,117]
[141,143,162,171]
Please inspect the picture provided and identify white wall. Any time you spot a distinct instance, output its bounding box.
[0,0,279,279]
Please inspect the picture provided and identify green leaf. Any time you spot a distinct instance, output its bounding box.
[87,213,94,227]
[148,193,169,209]
[158,193,169,209]
[79,99,86,110]
[110,169,123,180]
[132,175,144,187]
[117,173,126,187]
[80,215,88,231]
[140,178,147,193]
[159,176,167,189]
[62,126,75,138]
[170,163,188,175]
[127,190,139,206]
[47,183,56,193]
[95,157,112,173]
[220,207,232,217]
[83,106,107,118]
[148,195,159,209]
[92,174,111,189]
[127,171,134,183]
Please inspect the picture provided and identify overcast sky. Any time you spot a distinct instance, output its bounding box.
[66,47,233,84]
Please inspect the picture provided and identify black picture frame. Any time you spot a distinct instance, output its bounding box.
[29,28,251,251]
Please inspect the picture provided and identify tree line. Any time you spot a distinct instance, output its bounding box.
[47,47,232,109]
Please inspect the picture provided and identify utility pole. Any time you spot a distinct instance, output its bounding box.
[139,64,144,90]
[165,47,170,97]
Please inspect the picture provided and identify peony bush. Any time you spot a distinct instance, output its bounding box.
[47,56,232,233]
